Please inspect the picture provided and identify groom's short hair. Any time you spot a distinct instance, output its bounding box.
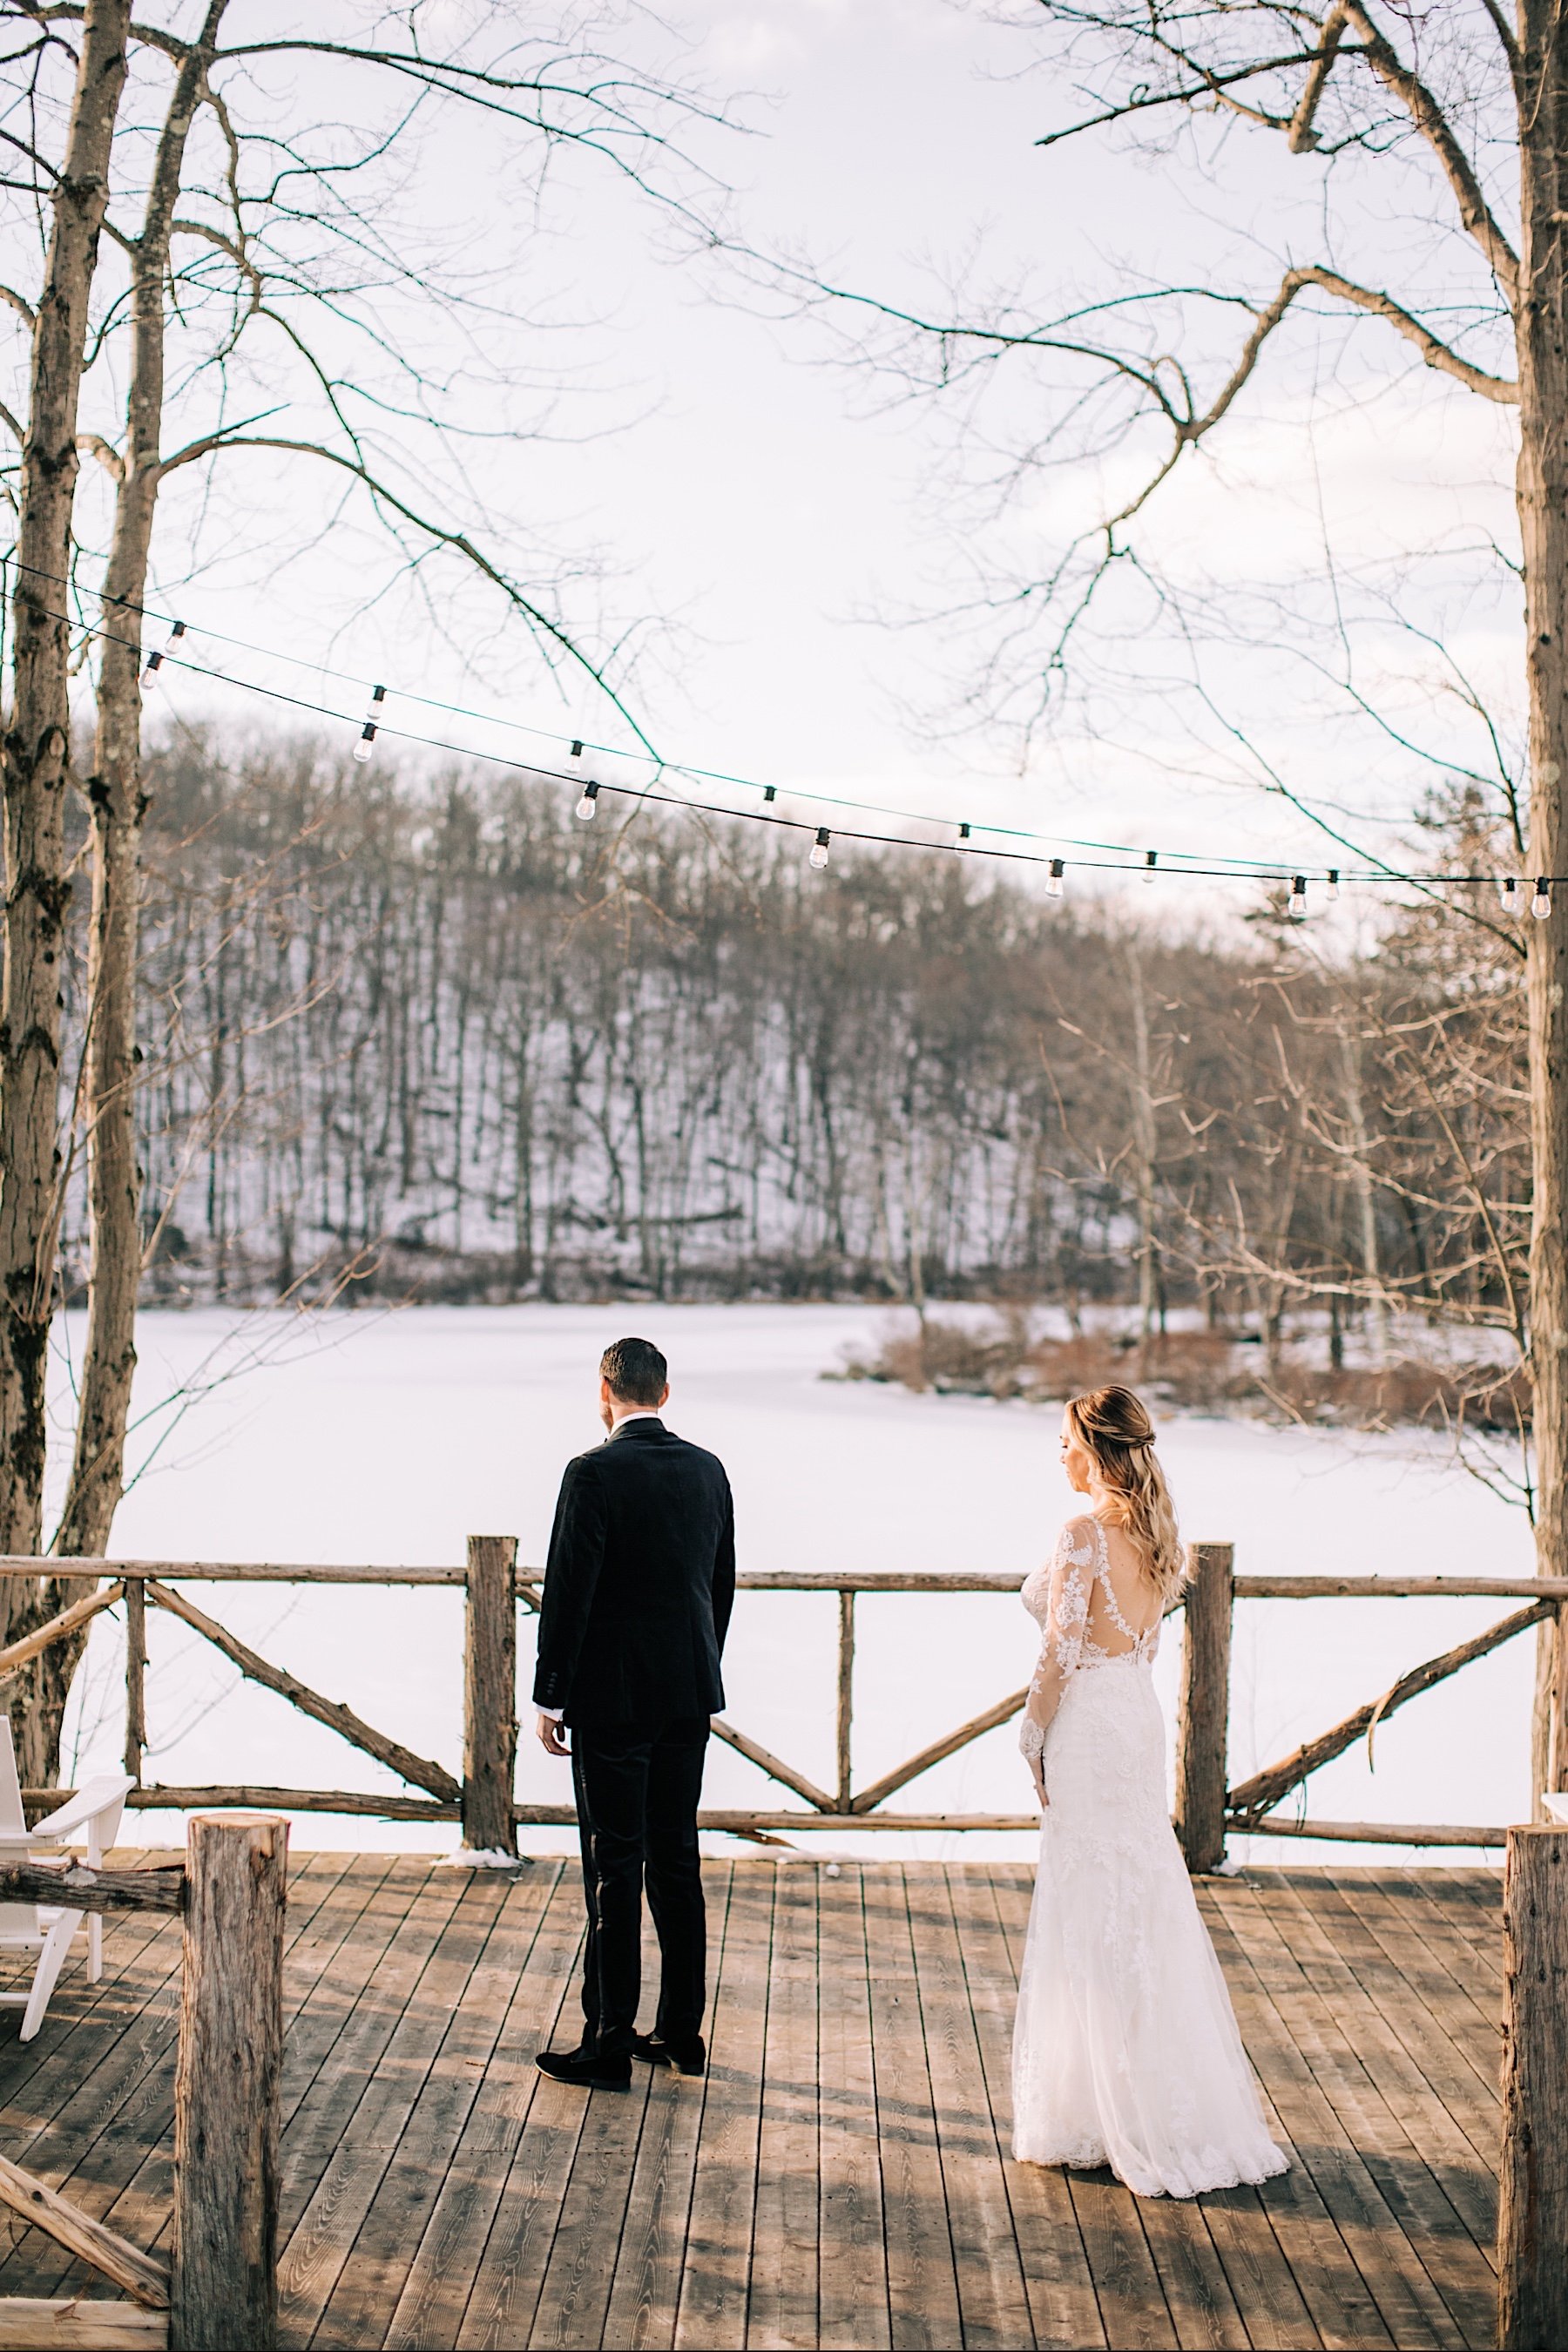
[600,1336,667,1406]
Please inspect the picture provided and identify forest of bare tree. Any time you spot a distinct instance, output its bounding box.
[95,733,1528,1414]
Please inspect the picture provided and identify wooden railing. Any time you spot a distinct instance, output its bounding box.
[0,1542,1550,1852]
[0,1813,286,2349]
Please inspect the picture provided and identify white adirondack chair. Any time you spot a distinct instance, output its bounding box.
[0,1720,134,2040]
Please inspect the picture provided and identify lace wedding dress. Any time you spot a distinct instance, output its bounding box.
[1012,1515,1288,2199]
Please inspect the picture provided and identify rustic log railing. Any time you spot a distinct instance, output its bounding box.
[0,1543,1551,1852]
[0,1812,285,2349]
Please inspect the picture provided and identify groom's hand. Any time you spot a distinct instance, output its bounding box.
[537,1711,570,1757]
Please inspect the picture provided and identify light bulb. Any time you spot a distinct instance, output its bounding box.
[576,781,600,821]
[1288,875,1308,918]
[1326,868,1340,902]
[139,618,185,693]
[1046,858,1065,899]
[957,822,972,847]
[352,684,386,763]
[762,785,777,804]
[809,828,830,871]
[1500,875,1519,909]
[1533,876,1552,920]
[569,738,585,764]
[1143,850,1158,884]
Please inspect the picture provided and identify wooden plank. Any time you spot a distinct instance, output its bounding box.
[1325,1875,1501,2082]
[0,2300,166,2348]
[987,1862,1185,2342]
[381,1864,585,2352]
[449,1862,622,2350]
[901,1862,1033,2351]
[1196,1882,1443,2351]
[957,1866,1105,2351]
[814,1866,889,2352]
[859,1866,960,2352]
[278,1870,517,2338]
[278,1862,470,2157]
[672,1862,771,2349]
[986,1865,1172,2352]
[600,1869,733,2352]
[526,2051,653,2349]
[314,1867,560,2348]
[747,1862,818,2349]
[1221,1876,1495,2347]
[1134,2194,1253,2352]
[1262,1875,1500,2184]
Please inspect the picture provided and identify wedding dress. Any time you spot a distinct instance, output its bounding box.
[1012,1515,1288,2198]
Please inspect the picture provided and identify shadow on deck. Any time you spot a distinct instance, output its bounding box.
[0,1855,1501,2349]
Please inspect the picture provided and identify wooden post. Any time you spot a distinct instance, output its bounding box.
[123,1579,145,1785]
[1500,1825,1568,2348]
[1173,1541,1233,1875]
[171,1814,287,2352]
[463,1535,518,1856]
[836,1590,855,1812]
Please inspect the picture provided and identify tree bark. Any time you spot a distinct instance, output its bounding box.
[1517,5,1568,1809]
[30,9,226,1786]
[0,0,132,1590]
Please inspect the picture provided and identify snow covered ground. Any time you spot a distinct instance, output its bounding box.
[45,1301,1534,1862]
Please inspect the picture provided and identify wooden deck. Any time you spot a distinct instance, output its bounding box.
[0,1855,1503,2349]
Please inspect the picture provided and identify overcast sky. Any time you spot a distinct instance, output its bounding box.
[64,0,1524,912]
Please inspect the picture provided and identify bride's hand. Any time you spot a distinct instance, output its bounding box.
[1029,1754,1047,1809]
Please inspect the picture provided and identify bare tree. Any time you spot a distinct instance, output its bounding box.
[777,2,1568,1799]
[0,2,729,1776]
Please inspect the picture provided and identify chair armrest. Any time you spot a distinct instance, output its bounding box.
[30,1774,135,1842]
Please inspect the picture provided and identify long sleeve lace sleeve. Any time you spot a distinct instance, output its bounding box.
[1018,1520,1094,1767]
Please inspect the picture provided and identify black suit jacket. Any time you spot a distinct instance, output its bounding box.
[532,1417,735,1726]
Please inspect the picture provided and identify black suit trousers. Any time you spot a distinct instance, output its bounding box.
[570,1713,709,2058]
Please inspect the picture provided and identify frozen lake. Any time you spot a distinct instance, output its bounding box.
[45,1301,1536,1862]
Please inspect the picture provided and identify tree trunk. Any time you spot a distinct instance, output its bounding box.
[1126,941,1159,1337]
[1518,6,1568,1809]
[32,9,224,1785]
[0,0,132,1594]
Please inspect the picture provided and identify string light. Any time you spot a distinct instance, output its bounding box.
[809,827,831,871]
[575,779,600,822]
[139,618,185,691]
[8,550,1564,906]
[1499,876,1518,909]
[1289,875,1308,919]
[352,683,387,765]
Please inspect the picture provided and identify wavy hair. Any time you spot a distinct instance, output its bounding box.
[1065,1384,1186,1600]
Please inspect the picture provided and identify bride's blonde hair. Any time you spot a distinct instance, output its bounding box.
[1065,1384,1186,1600]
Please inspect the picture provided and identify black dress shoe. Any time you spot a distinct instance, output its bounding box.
[631,2031,706,2076]
[534,2044,631,2091]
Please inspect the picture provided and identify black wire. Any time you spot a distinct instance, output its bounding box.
[11,563,1558,892]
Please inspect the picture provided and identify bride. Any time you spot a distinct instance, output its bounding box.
[1013,1382,1287,2199]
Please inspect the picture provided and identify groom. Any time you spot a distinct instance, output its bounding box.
[532,1336,735,2091]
